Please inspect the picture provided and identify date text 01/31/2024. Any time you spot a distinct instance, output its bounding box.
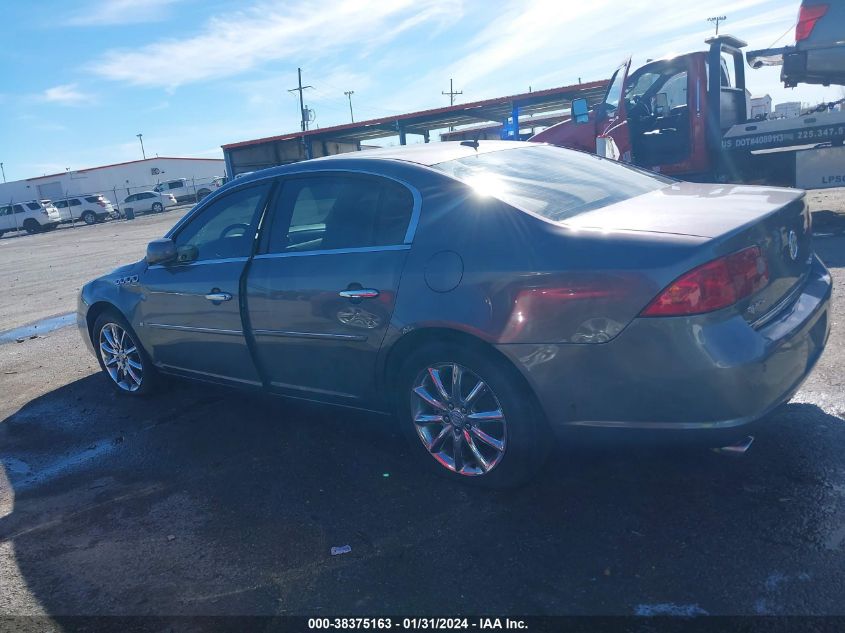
[307,618,528,630]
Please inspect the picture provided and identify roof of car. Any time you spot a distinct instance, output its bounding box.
[314,140,531,167]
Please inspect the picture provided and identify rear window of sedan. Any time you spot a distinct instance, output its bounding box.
[433,145,672,222]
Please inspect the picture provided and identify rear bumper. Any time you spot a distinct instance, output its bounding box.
[782,46,845,87]
[497,256,832,440]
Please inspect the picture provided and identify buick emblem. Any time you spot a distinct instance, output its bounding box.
[787,230,799,261]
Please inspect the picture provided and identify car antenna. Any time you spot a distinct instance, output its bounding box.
[460,139,479,150]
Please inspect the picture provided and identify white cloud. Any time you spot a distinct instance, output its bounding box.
[41,84,95,106]
[68,0,181,26]
[89,0,462,89]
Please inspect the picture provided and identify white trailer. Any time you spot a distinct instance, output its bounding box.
[0,157,224,209]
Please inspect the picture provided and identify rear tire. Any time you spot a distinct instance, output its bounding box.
[152,202,163,213]
[81,210,97,225]
[23,219,41,234]
[396,342,550,488]
[93,310,158,396]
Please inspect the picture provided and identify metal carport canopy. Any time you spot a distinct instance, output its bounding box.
[221,79,608,149]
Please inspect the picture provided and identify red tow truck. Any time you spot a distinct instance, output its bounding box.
[531,33,845,190]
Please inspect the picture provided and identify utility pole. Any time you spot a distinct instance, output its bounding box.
[442,78,463,131]
[344,90,355,123]
[442,78,463,106]
[288,68,313,132]
[136,133,146,160]
[0,162,5,183]
[708,15,727,36]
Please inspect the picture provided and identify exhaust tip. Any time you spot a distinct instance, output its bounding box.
[713,435,755,456]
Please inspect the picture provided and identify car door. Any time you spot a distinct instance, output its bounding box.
[245,171,417,405]
[596,58,633,162]
[136,181,272,385]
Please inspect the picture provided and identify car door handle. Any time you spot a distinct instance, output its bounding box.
[338,288,380,299]
[205,292,232,302]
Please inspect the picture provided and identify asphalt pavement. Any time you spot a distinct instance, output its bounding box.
[0,208,843,617]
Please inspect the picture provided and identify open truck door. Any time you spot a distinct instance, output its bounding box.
[595,58,633,162]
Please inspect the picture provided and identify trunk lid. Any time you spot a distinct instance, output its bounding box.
[564,181,813,324]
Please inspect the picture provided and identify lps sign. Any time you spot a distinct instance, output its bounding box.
[796,146,845,190]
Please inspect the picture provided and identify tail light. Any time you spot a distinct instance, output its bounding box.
[796,3,828,41]
[641,246,769,317]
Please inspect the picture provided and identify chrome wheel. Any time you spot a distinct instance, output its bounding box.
[411,363,507,476]
[98,322,143,392]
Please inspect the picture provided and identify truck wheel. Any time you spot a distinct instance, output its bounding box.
[81,210,97,225]
[197,189,211,202]
[23,219,41,234]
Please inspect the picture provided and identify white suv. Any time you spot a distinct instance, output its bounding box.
[0,200,62,236]
[53,195,116,225]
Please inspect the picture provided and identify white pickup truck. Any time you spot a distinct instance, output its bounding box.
[153,177,225,203]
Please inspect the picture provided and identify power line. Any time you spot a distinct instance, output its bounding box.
[344,90,355,123]
[707,15,727,36]
[288,67,314,133]
[442,78,463,106]
[442,78,463,132]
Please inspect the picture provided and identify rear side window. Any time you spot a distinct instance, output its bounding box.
[70,199,82,206]
[55,200,68,208]
[265,174,414,253]
[169,181,183,189]
[85,196,100,203]
[433,145,671,222]
[26,202,41,210]
[13,205,25,214]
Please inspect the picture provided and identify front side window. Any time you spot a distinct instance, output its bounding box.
[0,206,10,216]
[266,174,414,253]
[601,62,628,113]
[169,181,183,189]
[433,145,672,223]
[173,182,270,262]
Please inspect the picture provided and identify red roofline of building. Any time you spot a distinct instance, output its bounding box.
[27,156,224,182]
[221,79,607,150]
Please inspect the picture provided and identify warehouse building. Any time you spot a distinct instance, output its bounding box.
[0,157,225,208]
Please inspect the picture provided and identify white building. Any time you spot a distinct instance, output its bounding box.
[774,102,802,119]
[750,94,772,119]
[0,157,225,207]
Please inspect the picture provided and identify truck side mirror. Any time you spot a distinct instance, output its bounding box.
[571,98,590,124]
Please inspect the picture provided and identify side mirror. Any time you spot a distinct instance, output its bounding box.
[571,98,590,124]
[146,238,177,265]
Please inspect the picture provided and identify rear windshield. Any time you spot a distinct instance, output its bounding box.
[433,145,672,222]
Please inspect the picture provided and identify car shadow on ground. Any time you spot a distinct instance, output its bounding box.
[815,233,845,268]
[1,372,844,616]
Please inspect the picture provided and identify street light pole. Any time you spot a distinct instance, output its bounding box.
[0,162,5,183]
[136,133,146,160]
[344,90,355,123]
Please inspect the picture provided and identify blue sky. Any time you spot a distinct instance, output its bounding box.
[1,0,842,182]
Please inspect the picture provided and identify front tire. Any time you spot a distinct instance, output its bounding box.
[152,202,163,213]
[93,311,157,395]
[396,343,550,488]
